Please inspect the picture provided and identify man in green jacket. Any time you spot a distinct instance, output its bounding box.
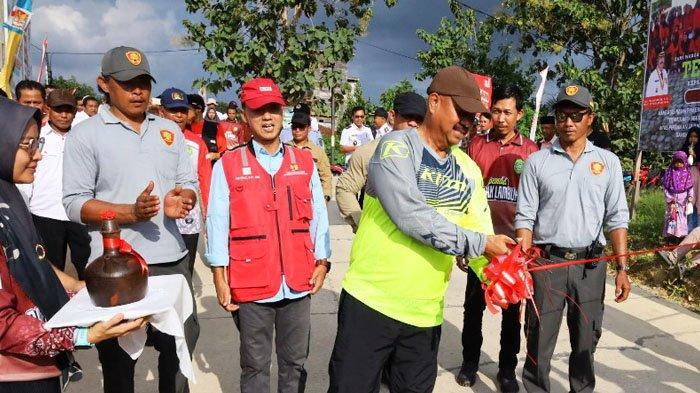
[327,66,514,393]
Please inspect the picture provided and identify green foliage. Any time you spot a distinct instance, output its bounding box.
[628,188,666,252]
[492,0,649,171]
[51,76,99,101]
[378,79,415,110]
[183,0,395,103]
[415,0,534,97]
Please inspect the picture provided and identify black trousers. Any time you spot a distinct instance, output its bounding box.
[522,254,606,393]
[95,255,200,393]
[32,215,90,279]
[462,267,521,374]
[181,233,199,276]
[328,291,441,393]
[0,377,60,393]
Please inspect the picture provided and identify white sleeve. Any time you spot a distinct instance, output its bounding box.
[340,128,351,146]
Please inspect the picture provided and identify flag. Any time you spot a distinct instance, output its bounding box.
[36,35,48,84]
[529,66,549,141]
[0,0,33,98]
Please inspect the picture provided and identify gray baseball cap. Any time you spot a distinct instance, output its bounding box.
[101,46,156,82]
[554,84,594,111]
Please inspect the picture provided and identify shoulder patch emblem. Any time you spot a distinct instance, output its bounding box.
[160,129,175,146]
[380,140,410,160]
[590,161,605,175]
[514,158,524,175]
[125,51,142,66]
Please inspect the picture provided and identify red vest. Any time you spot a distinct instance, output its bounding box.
[221,144,316,302]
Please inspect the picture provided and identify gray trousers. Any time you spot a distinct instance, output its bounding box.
[522,255,606,393]
[233,295,311,393]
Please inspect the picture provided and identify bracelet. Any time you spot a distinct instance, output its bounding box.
[73,327,94,349]
[315,259,331,273]
[615,265,629,272]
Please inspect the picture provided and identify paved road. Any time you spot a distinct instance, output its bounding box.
[72,202,700,392]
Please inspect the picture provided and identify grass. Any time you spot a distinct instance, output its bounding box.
[627,189,699,313]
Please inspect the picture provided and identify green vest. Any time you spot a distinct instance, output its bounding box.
[343,148,493,327]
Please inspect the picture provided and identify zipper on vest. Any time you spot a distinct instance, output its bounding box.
[230,235,267,241]
[286,185,293,220]
[271,176,285,276]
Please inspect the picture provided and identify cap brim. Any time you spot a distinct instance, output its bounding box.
[554,98,591,110]
[453,96,487,114]
[244,95,286,110]
[163,103,190,110]
[107,68,156,83]
[49,102,77,109]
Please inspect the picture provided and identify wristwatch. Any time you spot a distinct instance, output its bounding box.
[615,264,629,272]
[315,259,331,273]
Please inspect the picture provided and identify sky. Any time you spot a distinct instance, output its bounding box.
[26,0,507,104]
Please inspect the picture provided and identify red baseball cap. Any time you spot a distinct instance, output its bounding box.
[240,78,286,109]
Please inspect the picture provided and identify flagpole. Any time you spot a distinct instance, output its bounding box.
[529,66,549,141]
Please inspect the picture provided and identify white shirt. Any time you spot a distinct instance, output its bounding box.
[72,111,89,126]
[645,68,669,97]
[375,123,392,139]
[340,124,373,164]
[17,123,71,221]
[176,138,203,235]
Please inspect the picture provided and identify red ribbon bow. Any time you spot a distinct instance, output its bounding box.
[482,245,539,319]
[103,238,149,275]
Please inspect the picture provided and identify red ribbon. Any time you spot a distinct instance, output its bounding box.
[103,238,149,275]
[482,245,538,318]
[482,240,700,315]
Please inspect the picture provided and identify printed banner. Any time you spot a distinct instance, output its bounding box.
[639,0,700,151]
[0,0,33,98]
[470,72,492,111]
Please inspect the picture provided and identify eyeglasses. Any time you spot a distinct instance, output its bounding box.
[353,115,364,119]
[18,137,45,155]
[555,110,591,123]
[450,97,476,124]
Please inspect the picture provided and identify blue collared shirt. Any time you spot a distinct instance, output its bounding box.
[205,140,331,302]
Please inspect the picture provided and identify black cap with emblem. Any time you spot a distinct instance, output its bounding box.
[554,84,594,111]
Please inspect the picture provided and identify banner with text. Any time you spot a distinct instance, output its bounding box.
[640,0,700,151]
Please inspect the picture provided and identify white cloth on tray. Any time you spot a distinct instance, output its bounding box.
[45,274,195,382]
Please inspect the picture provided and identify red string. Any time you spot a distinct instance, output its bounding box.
[526,241,700,272]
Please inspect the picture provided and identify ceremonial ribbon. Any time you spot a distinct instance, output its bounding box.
[482,241,700,315]
[103,237,149,275]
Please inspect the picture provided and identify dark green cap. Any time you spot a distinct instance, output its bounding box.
[554,84,594,111]
[101,46,155,82]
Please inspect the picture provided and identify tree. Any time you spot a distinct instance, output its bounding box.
[51,76,99,101]
[491,0,649,170]
[378,79,415,110]
[415,0,534,97]
[183,0,396,104]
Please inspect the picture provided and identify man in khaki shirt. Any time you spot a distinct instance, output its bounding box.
[336,92,427,230]
[286,110,332,200]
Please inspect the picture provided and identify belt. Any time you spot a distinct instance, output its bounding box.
[543,245,588,261]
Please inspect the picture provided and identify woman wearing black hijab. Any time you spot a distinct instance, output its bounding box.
[202,107,225,162]
[0,98,146,393]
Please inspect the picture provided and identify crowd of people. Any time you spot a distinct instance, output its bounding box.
[1,43,671,393]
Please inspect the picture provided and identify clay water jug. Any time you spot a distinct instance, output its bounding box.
[84,211,149,307]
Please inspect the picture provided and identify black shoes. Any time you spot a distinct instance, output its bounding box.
[455,363,478,387]
[496,370,520,392]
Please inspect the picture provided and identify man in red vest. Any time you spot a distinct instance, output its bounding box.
[205,77,331,393]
